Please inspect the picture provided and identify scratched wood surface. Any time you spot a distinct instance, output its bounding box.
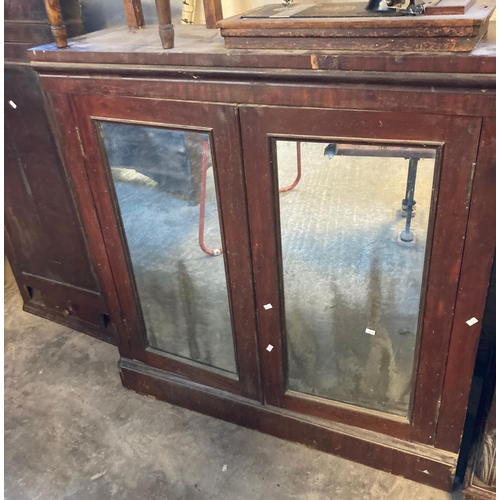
[217,0,495,51]
[5,0,115,343]
[28,23,496,74]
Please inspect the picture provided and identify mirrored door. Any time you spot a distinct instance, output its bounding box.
[98,123,236,373]
[70,95,261,400]
[274,139,437,418]
[241,105,481,441]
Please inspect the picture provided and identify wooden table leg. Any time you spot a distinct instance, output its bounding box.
[203,0,223,29]
[122,0,145,30]
[43,0,67,48]
[155,0,174,49]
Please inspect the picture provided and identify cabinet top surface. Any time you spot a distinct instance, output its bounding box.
[29,23,495,75]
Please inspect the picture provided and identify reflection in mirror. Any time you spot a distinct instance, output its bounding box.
[275,140,437,416]
[98,122,236,373]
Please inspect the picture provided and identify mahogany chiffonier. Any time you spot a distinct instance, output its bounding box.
[29,23,495,490]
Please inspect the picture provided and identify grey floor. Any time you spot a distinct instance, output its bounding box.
[4,264,463,500]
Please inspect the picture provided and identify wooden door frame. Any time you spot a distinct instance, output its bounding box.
[240,104,483,444]
[48,91,262,401]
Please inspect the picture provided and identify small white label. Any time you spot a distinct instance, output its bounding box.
[466,317,479,326]
[9,100,17,109]
[365,328,376,335]
[222,464,227,472]
[266,344,274,352]
[263,303,273,310]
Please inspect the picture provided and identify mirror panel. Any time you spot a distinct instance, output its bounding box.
[275,139,437,416]
[98,122,237,374]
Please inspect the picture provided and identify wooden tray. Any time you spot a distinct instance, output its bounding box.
[218,0,496,52]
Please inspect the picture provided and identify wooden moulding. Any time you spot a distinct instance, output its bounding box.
[217,0,496,52]
[119,358,458,491]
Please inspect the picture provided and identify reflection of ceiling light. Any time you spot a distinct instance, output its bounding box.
[324,143,338,159]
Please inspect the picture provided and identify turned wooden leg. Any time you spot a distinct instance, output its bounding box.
[203,0,223,29]
[121,0,145,30]
[154,0,174,49]
[44,0,67,48]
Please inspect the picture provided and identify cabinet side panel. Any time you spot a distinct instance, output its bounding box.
[5,65,100,290]
[5,64,115,342]
[434,118,496,453]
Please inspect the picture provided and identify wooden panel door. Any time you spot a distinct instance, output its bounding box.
[48,92,261,401]
[240,105,481,443]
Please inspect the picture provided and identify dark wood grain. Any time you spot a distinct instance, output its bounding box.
[154,0,174,48]
[203,0,223,29]
[220,26,476,38]
[239,105,481,445]
[218,7,490,29]
[218,0,494,52]
[425,0,476,15]
[37,74,494,120]
[43,0,67,48]
[434,118,495,453]
[222,35,484,52]
[120,357,457,491]
[44,92,124,346]
[27,24,496,75]
[59,93,262,400]
[4,0,112,342]
[5,56,114,342]
[283,392,410,440]
[121,0,145,30]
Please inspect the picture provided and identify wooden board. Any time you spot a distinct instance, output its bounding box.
[425,0,477,15]
[27,23,496,76]
[218,0,496,51]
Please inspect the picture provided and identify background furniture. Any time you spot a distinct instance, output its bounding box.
[29,22,495,490]
[43,0,224,48]
[5,0,117,344]
[461,262,496,500]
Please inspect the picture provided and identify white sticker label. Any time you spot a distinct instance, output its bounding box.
[466,317,479,326]
[9,100,17,109]
[266,344,274,352]
[222,465,228,472]
[263,303,273,310]
[365,328,376,335]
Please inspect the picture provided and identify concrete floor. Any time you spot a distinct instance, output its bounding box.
[4,265,463,500]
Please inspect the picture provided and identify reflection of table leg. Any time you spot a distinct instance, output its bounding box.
[399,157,418,244]
[199,139,222,256]
[279,142,302,193]
[401,157,417,216]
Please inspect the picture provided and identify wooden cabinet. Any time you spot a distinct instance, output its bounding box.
[31,24,495,490]
[5,0,116,343]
